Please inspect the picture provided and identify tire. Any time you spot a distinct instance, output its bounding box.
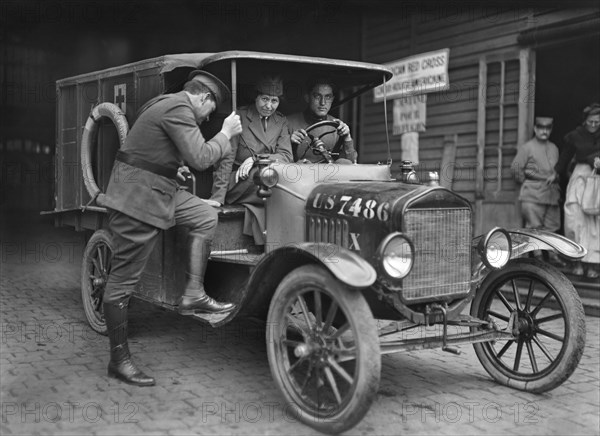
[81,229,114,335]
[81,102,128,199]
[266,264,381,434]
[471,258,586,393]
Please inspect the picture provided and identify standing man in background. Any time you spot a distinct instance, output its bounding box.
[511,116,566,267]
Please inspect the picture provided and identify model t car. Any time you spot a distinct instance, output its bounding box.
[47,51,586,433]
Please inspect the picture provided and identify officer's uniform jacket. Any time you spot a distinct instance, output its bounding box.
[511,137,560,205]
[99,91,231,229]
[211,104,292,205]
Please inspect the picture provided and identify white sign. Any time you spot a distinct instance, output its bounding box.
[393,95,427,135]
[374,49,449,101]
[401,132,419,164]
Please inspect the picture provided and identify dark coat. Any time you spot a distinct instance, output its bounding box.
[211,104,292,205]
[555,125,600,176]
[99,92,231,229]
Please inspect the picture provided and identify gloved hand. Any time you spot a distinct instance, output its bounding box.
[235,156,255,183]
[334,119,351,138]
[177,165,192,183]
[221,111,243,139]
[291,128,308,146]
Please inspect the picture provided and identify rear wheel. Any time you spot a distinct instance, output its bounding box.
[266,264,380,434]
[81,229,113,335]
[471,258,585,393]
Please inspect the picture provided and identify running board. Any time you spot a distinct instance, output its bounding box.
[209,250,263,265]
[191,310,234,326]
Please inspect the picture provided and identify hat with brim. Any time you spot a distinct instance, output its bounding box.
[534,116,553,128]
[187,70,231,108]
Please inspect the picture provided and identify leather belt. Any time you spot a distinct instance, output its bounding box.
[115,150,178,180]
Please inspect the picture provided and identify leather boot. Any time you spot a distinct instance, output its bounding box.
[177,235,236,315]
[104,300,155,386]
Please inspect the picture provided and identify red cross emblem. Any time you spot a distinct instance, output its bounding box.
[114,84,126,112]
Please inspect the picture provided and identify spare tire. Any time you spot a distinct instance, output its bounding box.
[81,102,129,199]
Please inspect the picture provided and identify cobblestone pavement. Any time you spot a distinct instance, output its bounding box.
[1,214,599,435]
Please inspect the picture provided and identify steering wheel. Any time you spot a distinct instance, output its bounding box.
[305,119,340,138]
[300,120,340,163]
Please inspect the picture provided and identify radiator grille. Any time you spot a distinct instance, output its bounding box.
[402,208,471,302]
[307,216,349,248]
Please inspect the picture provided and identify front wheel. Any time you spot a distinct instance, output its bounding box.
[81,229,113,335]
[266,264,380,434]
[471,258,586,393]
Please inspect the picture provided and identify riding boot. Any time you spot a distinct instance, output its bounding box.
[177,235,236,315]
[104,300,155,386]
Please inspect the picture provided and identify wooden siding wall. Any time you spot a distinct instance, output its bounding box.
[361,6,598,203]
[56,84,78,211]
[482,58,521,197]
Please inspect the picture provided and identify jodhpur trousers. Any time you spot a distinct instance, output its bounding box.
[103,190,218,304]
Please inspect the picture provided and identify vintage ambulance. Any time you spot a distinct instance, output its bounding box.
[48,51,586,433]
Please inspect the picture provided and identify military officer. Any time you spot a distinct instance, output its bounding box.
[99,70,242,387]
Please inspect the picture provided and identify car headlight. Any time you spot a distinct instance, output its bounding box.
[378,232,414,279]
[478,227,511,270]
[259,166,279,188]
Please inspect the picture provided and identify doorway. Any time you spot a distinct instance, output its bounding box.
[536,37,600,150]
[535,36,600,233]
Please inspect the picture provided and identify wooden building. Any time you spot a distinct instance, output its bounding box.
[2,1,598,233]
[359,5,599,234]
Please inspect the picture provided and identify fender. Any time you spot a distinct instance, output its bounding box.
[259,242,376,288]
[470,228,586,283]
[240,243,377,319]
[506,228,587,260]
[81,102,129,199]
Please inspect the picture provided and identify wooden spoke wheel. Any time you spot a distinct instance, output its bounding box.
[266,264,380,434]
[471,258,586,393]
[81,229,113,335]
